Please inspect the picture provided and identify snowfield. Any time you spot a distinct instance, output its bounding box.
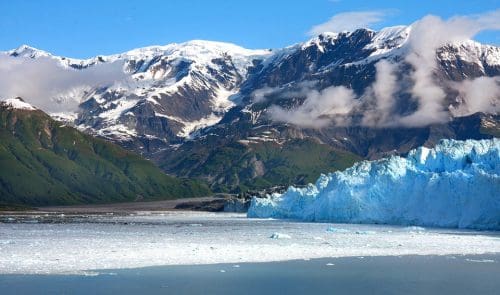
[0,211,499,275]
[248,139,500,230]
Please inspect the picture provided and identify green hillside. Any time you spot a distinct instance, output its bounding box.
[161,137,361,193]
[0,102,211,206]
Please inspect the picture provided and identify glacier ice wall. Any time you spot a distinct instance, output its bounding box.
[248,139,500,230]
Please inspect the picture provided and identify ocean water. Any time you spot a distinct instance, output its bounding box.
[1,255,499,295]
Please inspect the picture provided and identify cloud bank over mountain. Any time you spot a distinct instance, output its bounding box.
[0,55,127,113]
[266,10,500,129]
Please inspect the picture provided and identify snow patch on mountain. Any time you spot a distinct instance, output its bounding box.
[0,97,36,110]
[365,25,410,57]
[438,40,500,69]
[178,113,222,139]
[248,139,500,230]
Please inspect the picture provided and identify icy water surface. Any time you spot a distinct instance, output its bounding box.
[1,255,499,295]
[0,211,499,274]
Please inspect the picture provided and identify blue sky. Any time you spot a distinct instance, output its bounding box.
[1,0,499,58]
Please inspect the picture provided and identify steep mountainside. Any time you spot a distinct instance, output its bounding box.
[0,98,210,206]
[3,25,500,192]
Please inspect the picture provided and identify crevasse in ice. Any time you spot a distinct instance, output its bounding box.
[248,139,500,229]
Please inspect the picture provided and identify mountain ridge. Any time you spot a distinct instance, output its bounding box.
[2,25,499,192]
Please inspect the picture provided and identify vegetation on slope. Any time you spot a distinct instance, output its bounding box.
[0,104,210,206]
[161,137,361,193]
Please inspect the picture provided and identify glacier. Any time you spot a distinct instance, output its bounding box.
[248,139,500,230]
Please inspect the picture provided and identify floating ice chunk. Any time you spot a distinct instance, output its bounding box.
[219,269,226,273]
[269,233,291,239]
[465,259,495,263]
[326,263,335,266]
[81,271,100,277]
[404,226,426,232]
[326,227,350,233]
[355,231,377,235]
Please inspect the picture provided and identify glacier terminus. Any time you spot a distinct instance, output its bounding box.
[248,139,500,230]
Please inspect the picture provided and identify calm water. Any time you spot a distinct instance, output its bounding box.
[1,255,499,295]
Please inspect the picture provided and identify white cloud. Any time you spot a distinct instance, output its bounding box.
[308,10,388,36]
[399,10,500,126]
[0,55,128,113]
[268,85,358,128]
[251,86,279,103]
[450,76,500,117]
[361,59,399,127]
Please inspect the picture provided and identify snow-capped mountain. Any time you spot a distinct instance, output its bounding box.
[75,41,270,152]
[2,25,499,192]
[155,26,499,191]
[6,41,271,152]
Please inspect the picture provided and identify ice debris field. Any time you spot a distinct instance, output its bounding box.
[0,211,499,275]
[248,139,500,230]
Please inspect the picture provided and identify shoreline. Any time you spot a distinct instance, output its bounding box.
[0,197,231,214]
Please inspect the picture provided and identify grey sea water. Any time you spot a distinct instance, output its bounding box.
[1,254,499,295]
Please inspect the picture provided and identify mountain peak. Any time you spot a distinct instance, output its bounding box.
[8,45,50,59]
[0,97,37,111]
[302,26,410,55]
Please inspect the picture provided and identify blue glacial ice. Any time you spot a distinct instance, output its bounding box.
[248,139,500,230]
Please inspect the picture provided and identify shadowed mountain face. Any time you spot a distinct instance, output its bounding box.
[3,26,500,192]
[0,99,210,206]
